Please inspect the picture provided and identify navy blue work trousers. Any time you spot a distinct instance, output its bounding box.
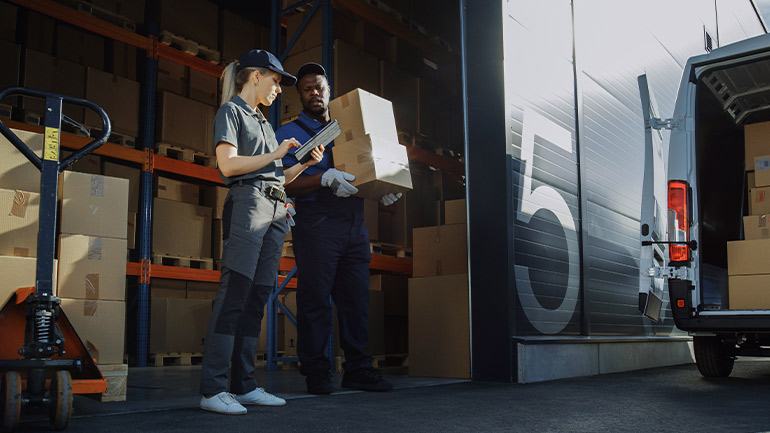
[291,208,372,375]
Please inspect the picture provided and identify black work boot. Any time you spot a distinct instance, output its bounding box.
[306,371,335,395]
[341,368,393,391]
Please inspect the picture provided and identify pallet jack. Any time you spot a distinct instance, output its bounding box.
[0,87,112,431]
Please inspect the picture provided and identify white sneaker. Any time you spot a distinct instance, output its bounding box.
[235,387,286,406]
[200,392,247,415]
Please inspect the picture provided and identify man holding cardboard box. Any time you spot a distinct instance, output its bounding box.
[276,63,399,394]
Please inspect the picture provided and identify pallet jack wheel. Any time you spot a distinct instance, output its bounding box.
[48,370,72,431]
[1,371,22,433]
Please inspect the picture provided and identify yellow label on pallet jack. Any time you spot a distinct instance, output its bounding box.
[44,127,59,161]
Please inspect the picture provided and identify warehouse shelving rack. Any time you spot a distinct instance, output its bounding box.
[5,0,455,368]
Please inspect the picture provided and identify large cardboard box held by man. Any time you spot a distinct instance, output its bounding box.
[0,189,40,257]
[333,134,412,199]
[329,88,399,144]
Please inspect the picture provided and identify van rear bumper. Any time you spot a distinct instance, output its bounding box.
[670,279,770,332]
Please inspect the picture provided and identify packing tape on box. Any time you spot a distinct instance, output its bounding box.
[91,175,105,197]
[14,247,29,257]
[10,190,28,218]
[345,130,354,142]
[341,93,350,108]
[84,300,98,316]
[88,237,103,260]
[85,273,100,300]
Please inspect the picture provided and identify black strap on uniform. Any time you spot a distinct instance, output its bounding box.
[294,118,334,167]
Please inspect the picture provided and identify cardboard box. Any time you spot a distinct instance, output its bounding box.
[150,297,211,354]
[727,239,770,275]
[189,68,218,107]
[0,256,57,304]
[445,199,466,224]
[23,49,86,123]
[0,2,17,42]
[329,88,398,144]
[127,212,136,249]
[220,10,262,63]
[744,215,770,240]
[285,9,359,57]
[370,274,408,316]
[729,275,770,309]
[756,155,770,188]
[333,135,412,200]
[91,0,145,24]
[113,41,137,81]
[408,274,470,378]
[155,0,218,49]
[150,278,187,299]
[157,92,215,154]
[201,186,228,219]
[155,176,200,204]
[102,162,140,213]
[60,172,129,239]
[187,281,218,300]
[0,189,40,257]
[412,224,468,277]
[156,57,187,96]
[57,234,127,301]
[60,298,125,364]
[380,60,418,134]
[85,67,140,137]
[745,121,770,170]
[212,219,223,261]
[0,41,20,91]
[56,23,105,69]
[0,129,43,192]
[152,198,212,258]
[750,187,770,215]
[25,11,55,55]
[364,199,379,241]
[60,150,101,175]
[98,363,128,402]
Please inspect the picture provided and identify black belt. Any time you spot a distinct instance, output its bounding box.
[232,178,286,202]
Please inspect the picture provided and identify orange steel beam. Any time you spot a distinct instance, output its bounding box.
[153,154,223,184]
[402,141,465,177]
[157,44,224,78]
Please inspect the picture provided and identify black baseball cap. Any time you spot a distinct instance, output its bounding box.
[295,62,327,87]
[238,49,296,86]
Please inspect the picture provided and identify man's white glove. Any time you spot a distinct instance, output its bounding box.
[321,168,358,198]
[380,193,402,206]
[285,202,296,227]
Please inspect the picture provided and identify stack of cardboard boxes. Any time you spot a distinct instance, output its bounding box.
[408,198,470,379]
[152,176,212,261]
[728,121,770,309]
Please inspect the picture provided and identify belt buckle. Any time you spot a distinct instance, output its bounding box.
[268,185,285,202]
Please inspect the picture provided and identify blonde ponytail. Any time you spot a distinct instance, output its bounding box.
[220,62,261,106]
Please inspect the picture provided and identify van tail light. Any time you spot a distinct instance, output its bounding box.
[668,180,691,263]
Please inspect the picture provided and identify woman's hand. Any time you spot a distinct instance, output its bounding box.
[273,138,301,159]
[303,144,325,167]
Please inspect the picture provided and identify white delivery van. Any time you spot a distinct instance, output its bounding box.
[639,32,770,378]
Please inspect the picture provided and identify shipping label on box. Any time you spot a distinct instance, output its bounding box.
[750,187,770,215]
[0,256,56,304]
[0,189,40,257]
[58,234,127,301]
[152,198,212,258]
[60,298,125,364]
[744,215,770,240]
[329,88,399,144]
[333,134,412,200]
[727,238,770,275]
[60,172,129,239]
[412,224,468,278]
[755,155,770,188]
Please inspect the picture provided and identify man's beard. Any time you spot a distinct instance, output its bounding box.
[305,103,326,116]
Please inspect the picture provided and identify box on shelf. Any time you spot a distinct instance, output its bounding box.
[744,215,770,240]
[444,199,466,224]
[187,281,218,300]
[0,41,20,92]
[127,212,136,249]
[25,11,55,55]
[60,298,125,365]
[201,186,228,219]
[0,256,57,304]
[380,60,418,135]
[749,186,770,215]
[745,121,770,170]
[23,49,86,123]
[729,275,770,310]
[408,273,470,379]
[0,189,40,257]
[152,198,212,258]
[329,88,399,144]
[412,224,468,278]
[150,278,186,299]
[91,0,145,25]
[56,23,105,70]
[189,67,218,107]
[755,155,770,188]
[212,218,223,261]
[57,234,127,301]
[155,176,200,205]
[0,129,43,192]
[102,162,140,213]
[85,67,140,138]
[157,92,215,154]
[150,297,211,354]
[285,9,359,57]
[59,172,129,239]
[157,57,187,96]
[154,0,218,48]
[727,238,770,275]
[333,134,412,200]
[113,41,138,81]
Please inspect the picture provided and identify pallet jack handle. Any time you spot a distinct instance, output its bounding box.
[0,86,111,174]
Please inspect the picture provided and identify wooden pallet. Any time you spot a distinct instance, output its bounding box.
[158,30,221,64]
[150,352,203,367]
[77,1,136,32]
[370,242,411,258]
[86,125,136,149]
[98,363,128,402]
[282,241,294,258]
[152,253,214,270]
[157,143,217,167]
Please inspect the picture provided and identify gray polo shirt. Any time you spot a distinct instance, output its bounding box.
[213,95,284,186]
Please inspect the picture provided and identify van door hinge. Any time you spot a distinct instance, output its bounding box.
[647,116,682,131]
[649,266,693,281]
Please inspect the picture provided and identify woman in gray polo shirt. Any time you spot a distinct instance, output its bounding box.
[199,49,324,415]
